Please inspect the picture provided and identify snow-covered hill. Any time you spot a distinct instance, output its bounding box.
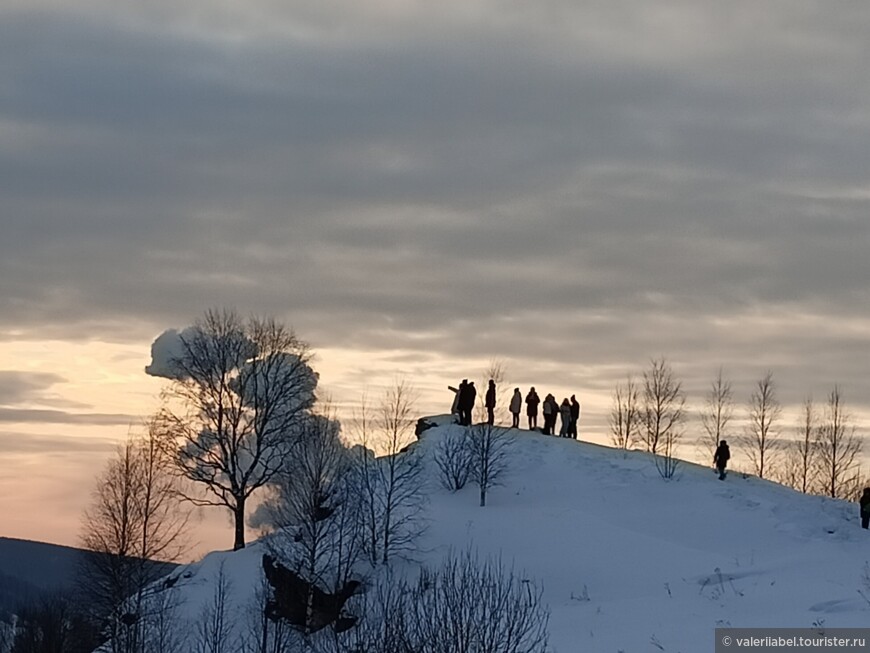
[142,417,870,652]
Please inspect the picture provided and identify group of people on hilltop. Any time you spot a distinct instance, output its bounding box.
[450,380,581,438]
[450,380,477,426]
[452,379,870,531]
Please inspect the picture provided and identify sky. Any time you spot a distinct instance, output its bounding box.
[1,0,869,556]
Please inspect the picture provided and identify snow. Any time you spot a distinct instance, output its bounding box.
[140,417,870,652]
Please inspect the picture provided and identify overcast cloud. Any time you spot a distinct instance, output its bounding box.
[2,0,870,419]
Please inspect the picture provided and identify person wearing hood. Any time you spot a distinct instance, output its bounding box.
[509,388,522,428]
[485,379,497,425]
[525,387,540,430]
[713,440,731,481]
[860,488,870,529]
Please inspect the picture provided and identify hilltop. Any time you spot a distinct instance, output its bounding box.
[115,417,870,652]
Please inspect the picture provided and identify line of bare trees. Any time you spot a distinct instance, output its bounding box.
[609,358,864,497]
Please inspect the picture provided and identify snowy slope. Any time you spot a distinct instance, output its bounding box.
[144,417,870,652]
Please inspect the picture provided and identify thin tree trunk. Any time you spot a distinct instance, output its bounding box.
[233,497,246,550]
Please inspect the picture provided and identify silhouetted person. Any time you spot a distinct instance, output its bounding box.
[559,398,572,437]
[448,383,461,417]
[713,440,731,480]
[509,388,522,428]
[861,488,870,529]
[542,394,559,435]
[569,395,581,439]
[485,379,496,425]
[459,381,476,426]
[525,387,540,430]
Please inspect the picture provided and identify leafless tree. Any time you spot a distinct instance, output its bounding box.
[467,422,513,507]
[699,368,734,459]
[239,577,302,653]
[433,427,473,492]
[258,409,365,629]
[354,381,426,565]
[155,309,318,550]
[78,423,190,653]
[340,549,549,653]
[8,592,99,653]
[817,386,862,499]
[641,358,686,455]
[194,563,238,653]
[779,396,818,493]
[609,374,641,453]
[744,372,782,479]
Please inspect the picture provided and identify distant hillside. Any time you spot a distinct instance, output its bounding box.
[0,538,86,618]
[0,538,177,621]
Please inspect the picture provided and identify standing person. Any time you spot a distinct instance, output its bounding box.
[713,440,731,481]
[569,395,581,439]
[455,380,469,425]
[509,388,522,428]
[485,379,497,425]
[462,381,477,426]
[860,488,870,529]
[448,383,462,418]
[525,387,540,431]
[559,398,572,437]
[542,393,555,435]
[550,395,561,435]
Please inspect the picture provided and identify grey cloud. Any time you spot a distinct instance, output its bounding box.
[0,370,89,409]
[0,371,66,406]
[1,2,870,420]
[0,431,116,455]
[0,408,137,426]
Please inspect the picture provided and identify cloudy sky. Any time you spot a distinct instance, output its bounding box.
[2,0,869,553]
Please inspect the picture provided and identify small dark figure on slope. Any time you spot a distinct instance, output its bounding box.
[713,440,730,481]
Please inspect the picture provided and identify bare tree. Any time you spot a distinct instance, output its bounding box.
[817,386,862,499]
[354,381,426,565]
[699,368,734,459]
[345,549,549,653]
[154,309,318,550]
[780,396,818,494]
[467,422,513,507]
[78,423,190,653]
[609,374,641,453]
[258,410,365,632]
[641,358,686,455]
[433,427,473,492]
[744,372,782,479]
[194,563,238,653]
[9,593,99,653]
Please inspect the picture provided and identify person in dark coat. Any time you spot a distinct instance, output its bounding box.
[455,380,469,425]
[559,398,572,437]
[860,488,870,529]
[569,395,580,439]
[543,394,559,435]
[460,381,477,426]
[509,388,522,428]
[525,387,540,430]
[485,379,496,425]
[713,440,731,480]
